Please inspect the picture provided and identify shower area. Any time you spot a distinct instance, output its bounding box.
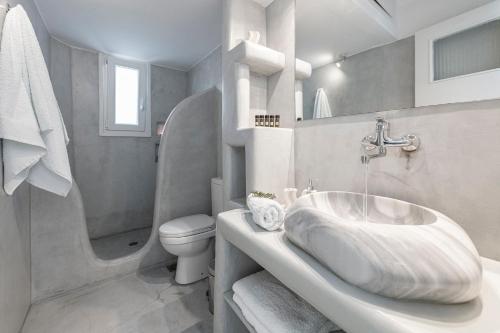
[51,39,187,260]
[27,37,219,302]
[49,39,191,261]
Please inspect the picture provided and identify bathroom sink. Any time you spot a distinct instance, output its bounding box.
[284,191,483,304]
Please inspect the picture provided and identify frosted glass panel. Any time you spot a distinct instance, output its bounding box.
[115,65,139,125]
[434,19,500,81]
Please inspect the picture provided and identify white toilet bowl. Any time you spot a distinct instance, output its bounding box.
[159,214,215,284]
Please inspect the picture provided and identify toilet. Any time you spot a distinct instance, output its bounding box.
[159,178,223,284]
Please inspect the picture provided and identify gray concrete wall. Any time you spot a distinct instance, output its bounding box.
[266,0,296,128]
[188,46,222,95]
[50,38,74,170]
[0,177,31,332]
[303,37,415,119]
[154,88,218,223]
[0,1,49,332]
[50,39,188,239]
[295,99,500,261]
[188,46,222,177]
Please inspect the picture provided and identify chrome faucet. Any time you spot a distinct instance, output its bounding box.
[361,117,419,163]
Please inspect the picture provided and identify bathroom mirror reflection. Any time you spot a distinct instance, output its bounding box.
[295,0,500,121]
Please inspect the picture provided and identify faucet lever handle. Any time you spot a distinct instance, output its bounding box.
[375,117,387,126]
[374,117,389,135]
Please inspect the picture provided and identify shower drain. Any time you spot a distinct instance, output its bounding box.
[128,241,139,247]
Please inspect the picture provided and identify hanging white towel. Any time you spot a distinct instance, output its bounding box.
[0,5,72,196]
[313,88,332,119]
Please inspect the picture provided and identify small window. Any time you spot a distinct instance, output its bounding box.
[433,19,500,81]
[99,54,151,137]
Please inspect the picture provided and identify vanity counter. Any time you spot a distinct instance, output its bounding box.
[214,209,500,333]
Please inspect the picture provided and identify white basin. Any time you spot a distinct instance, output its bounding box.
[284,191,483,304]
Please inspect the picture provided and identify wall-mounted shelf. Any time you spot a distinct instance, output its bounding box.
[224,291,257,333]
[227,197,247,210]
[295,58,312,80]
[230,40,285,76]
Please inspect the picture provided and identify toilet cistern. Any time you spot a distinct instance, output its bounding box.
[361,117,420,163]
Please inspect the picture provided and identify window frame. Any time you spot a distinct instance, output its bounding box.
[415,1,500,107]
[99,53,151,137]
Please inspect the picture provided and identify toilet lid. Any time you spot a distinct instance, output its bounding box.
[159,214,215,238]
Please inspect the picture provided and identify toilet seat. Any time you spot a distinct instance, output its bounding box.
[161,229,216,245]
[159,214,215,238]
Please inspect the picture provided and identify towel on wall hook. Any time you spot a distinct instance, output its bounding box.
[0,5,72,196]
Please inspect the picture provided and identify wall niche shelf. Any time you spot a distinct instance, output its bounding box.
[229,41,287,133]
[227,197,246,210]
[230,40,285,76]
[222,19,293,212]
[295,58,312,80]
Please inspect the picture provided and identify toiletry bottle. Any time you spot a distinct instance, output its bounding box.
[264,115,270,127]
[259,115,265,127]
[283,188,298,209]
[301,179,317,196]
[269,115,275,127]
[275,115,280,127]
[255,115,260,127]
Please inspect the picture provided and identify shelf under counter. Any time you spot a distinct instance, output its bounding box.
[223,291,257,333]
[216,209,500,333]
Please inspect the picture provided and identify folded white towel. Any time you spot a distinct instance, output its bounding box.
[247,194,285,231]
[233,270,339,333]
[233,293,271,333]
[0,5,72,196]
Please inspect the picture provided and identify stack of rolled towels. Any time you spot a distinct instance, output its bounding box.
[232,270,340,333]
[246,192,285,231]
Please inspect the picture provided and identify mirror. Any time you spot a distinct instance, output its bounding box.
[295,0,500,121]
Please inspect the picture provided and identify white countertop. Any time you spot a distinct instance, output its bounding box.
[217,209,500,333]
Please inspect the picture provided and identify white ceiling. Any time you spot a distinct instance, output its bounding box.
[296,0,495,69]
[32,0,494,71]
[33,0,223,71]
[395,0,493,37]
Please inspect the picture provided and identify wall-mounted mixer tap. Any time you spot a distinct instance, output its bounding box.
[361,117,419,163]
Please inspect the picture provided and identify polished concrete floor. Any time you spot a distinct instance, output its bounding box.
[90,227,152,260]
[22,265,213,333]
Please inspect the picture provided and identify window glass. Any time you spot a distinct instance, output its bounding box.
[434,19,500,81]
[115,65,140,125]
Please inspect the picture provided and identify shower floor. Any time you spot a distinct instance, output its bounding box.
[90,227,152,260]
[22,265,213,333]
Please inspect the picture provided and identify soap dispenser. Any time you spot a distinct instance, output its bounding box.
[301,179,317,196]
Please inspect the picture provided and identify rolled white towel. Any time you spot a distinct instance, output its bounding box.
[247,194,285,231]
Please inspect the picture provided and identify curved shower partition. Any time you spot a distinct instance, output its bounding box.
[30,88,218,301]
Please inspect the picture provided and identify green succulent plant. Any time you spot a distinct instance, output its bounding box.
[250,191,276,200]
